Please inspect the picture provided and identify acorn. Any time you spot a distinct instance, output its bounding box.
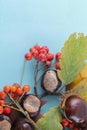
[62,94,87,128]
[41,70,61,93]
[22,94,41,117]
[0,114,12,130]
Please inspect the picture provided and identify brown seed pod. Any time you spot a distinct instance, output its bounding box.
[0,114,12,130]
[41,70,61,93]
[13,117,33,130]
[61,93,87,128]
[22,94,41,117]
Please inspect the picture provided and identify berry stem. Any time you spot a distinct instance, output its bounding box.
[37,64,46,72]
[34,61,39,96]
[3,104,20,112]
[20,59,26,87]
[17,91,25,103]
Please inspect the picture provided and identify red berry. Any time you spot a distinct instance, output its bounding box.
[32,50,39,58]
[0,91,7,99]
[34,45,40,51]
[12,83,20,88]
[16,88,23,95]
[3,107,12,115]
[40,46,49,53]
[25,53,32,60]
[45,61,51,67]
[23,85,30,92]
[30,47,36,54]
[0,100,5,106]
[67,122,74,129]
[0,106,3,114]
[55,52,61,60]
[4,85,11,93]
[47,53,54,61]
[38,53,47,62]
[55,62,60,69]
[11,86,17,93]
[61,119,69,127]
[39,48,48,54]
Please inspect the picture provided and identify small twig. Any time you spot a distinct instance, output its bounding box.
[20,59,26,87]
[34,61,39,96]
[18,91,25,103]
[37,64,46,72]
[3,104,20,112]
[36,74,42,84]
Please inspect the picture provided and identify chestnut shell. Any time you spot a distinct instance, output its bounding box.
[0,115,12,130]
[41,70,61,93]
[13,117,33,130]
[22,94,41,117]
[64,95,87,128]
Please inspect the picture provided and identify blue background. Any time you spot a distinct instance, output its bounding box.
[0,0,87,113]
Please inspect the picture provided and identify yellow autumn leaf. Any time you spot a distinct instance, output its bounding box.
[70,78,87,103]
[68,64,87,90]
[81,64,87,78]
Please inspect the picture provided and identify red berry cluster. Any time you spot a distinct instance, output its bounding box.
[61,118,79,130]
[0,83,30,115]
[0,91,11,115]
[4,83,30,99]
[25,45,54,67]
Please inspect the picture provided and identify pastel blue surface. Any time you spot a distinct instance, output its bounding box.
[0,0,87,114]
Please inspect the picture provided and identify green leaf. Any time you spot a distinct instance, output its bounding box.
[57,33,87,85]
[70,78,87,103]
[35,106,62,130]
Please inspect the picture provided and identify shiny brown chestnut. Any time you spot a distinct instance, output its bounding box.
[0,114,12,130]
[22,94,41,117]
[63,95,87,128]
[13,117,33,130]
[41,70,61,93]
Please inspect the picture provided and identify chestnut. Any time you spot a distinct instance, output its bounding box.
[0,114,12,130]
[41,70,61,93]
[63,95,87,128]
[22,94,41,117]
[13,117,33,130]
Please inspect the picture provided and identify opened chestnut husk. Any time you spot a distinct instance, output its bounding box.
[62,94,87,129]
[41,70,61,93]
[22,94,41,117]
[0,114,12,130]
[13,117,33,130]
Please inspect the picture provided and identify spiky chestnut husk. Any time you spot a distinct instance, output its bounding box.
[61,93,87,128]
[13,117,33,130]
[22,94,41,117]
[0,114,12,130]
[41,70,61,93]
